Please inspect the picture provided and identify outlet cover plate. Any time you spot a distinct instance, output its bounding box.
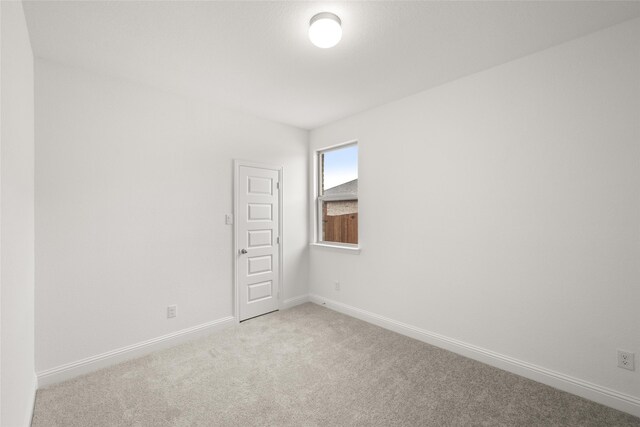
[617,350,635,371]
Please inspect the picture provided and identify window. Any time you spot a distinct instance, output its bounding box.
[316,143,358,246]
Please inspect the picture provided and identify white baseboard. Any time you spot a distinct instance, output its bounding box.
[37,316,236,388]
[282,294,310,309]
[308,294,640,418]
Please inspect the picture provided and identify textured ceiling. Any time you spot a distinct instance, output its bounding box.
[23,1,640,129]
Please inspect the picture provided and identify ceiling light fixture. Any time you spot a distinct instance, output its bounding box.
[309,12,342,49]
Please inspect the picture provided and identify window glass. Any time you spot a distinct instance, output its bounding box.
[318,144,358,245]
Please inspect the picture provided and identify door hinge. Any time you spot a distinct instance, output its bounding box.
[276,182,280,190]
[276,236,280,244]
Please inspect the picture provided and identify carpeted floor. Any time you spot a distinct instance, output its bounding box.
[32,303,640,426]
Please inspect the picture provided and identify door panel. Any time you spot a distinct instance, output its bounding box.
[248,229,272,247]
[237,165,280,321]
[248,281,273,302]
[248,203,272,221]
[248,177,273,195]
[248,255,272,275]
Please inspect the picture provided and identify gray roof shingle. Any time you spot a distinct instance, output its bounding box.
[324,179,357,196]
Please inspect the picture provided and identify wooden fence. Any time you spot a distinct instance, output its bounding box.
[323,213,358,244]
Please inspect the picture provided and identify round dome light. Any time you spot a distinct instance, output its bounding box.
[309,12,342,49]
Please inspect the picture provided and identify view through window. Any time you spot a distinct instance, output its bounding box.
[318,143,358,245]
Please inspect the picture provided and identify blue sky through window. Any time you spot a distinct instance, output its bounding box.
[323,145,358,191]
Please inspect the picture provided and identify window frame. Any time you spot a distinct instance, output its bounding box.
[314,141,359,249]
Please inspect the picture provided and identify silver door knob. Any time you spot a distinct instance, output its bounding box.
[240,248,248,254]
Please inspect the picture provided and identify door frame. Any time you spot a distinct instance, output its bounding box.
[233,159,284,323]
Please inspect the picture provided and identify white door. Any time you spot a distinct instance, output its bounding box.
[236,164,280,321]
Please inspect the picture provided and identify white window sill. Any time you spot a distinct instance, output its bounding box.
[309,243,361,254]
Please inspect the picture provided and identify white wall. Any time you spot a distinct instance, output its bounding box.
[310,17,640,411]
[1,1,37,426]
[35,59,308,374]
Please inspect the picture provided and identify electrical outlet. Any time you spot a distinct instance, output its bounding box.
[617,350,635,371]
[334,281,340,291]
[167,305,177,319]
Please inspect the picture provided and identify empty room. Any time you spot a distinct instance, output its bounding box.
[1,1,639,426]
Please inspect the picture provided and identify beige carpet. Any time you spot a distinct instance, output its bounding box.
[32,303,640,426]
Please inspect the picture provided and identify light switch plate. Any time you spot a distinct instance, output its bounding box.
[167,305,177,319]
